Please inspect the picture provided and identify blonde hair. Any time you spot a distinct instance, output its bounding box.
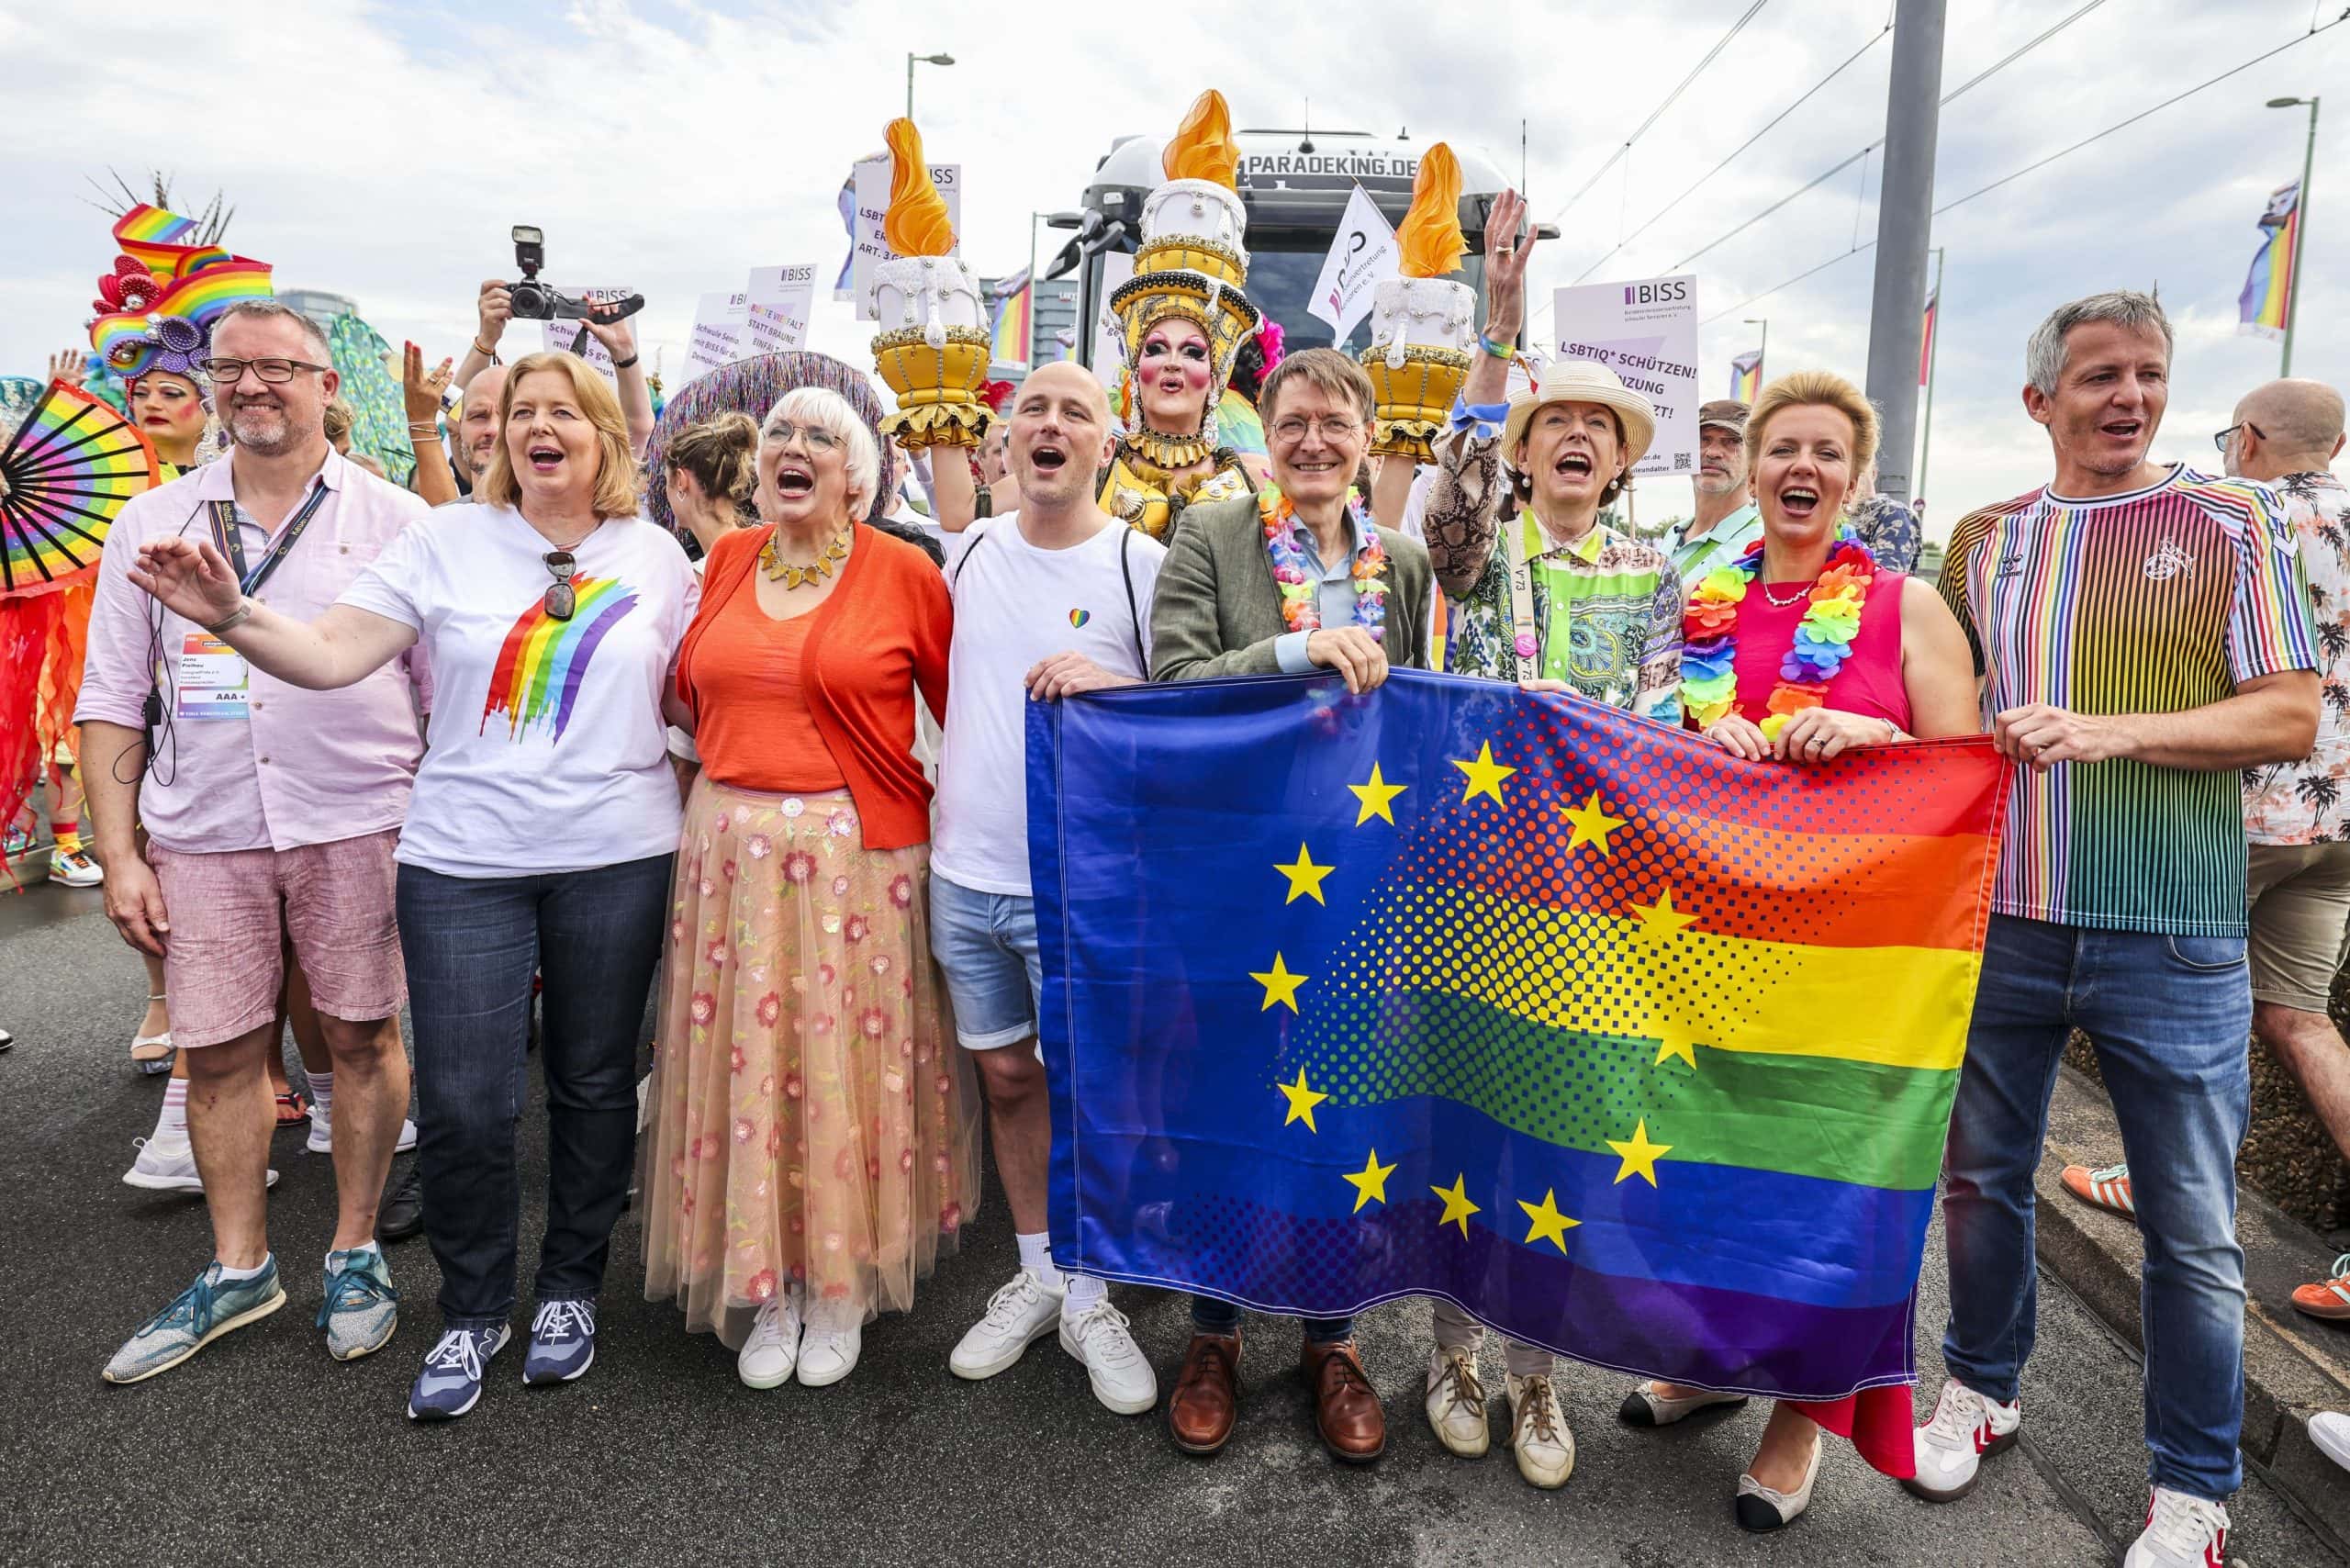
[666,411,760,514]
[322,398,354,444]
[481,352,643,519]
[1745,370,1880,482]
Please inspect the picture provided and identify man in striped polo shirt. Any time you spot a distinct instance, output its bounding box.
[1912,292,2319,1568]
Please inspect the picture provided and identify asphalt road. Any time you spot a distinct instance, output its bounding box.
[2,881,2340,1568]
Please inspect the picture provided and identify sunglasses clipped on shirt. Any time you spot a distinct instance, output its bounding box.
[543,551,577,621]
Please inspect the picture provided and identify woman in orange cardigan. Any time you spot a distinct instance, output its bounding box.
[642,386,980,1391]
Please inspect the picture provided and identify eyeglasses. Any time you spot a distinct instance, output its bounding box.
[198,357,332,386]
[763,420,842,452]
[2213,420,2266,454]
[543,551,577,622]
[1270,415,1364,445]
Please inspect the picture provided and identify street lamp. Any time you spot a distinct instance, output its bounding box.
[906,51,955,121]
[2266,95,2320,377]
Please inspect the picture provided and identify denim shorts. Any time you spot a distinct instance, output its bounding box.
[928,871,1043,1051]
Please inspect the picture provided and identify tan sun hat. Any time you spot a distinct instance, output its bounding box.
[1502,357,1657,469]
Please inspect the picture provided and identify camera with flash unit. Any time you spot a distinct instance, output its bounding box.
[505,226,644,322]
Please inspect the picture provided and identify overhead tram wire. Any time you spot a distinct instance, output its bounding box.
[1696,9,2350,325]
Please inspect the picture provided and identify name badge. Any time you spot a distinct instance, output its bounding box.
[175,633,251,721]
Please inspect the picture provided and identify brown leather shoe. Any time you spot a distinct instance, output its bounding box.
[1303,1338,1386,1462]
[1168,1331,1242,1455]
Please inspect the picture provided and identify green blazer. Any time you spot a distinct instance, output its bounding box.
[1149,494,1434,682]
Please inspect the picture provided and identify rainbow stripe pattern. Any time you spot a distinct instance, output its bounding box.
[477,577,640,743]
[1729,349,1762,404]
[1,382,161,596]
[91,262,275,376]
[111,204,234,283]
[990,281,1033,368]
[1033,673,2010,1477]
[2238,179,2300,341]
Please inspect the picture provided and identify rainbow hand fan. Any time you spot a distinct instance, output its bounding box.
[0,380,160,598]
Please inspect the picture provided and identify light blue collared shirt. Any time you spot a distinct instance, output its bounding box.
[1273,508,1380,674]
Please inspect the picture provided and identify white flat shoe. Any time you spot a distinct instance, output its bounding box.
[1735,1429,1824,1532]
[1619,1380,1750,1427]
[796,1307,862,1388]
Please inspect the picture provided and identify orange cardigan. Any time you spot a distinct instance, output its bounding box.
[676,523,950,851]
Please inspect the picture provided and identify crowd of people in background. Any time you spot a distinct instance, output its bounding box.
[9,153,2348,1567]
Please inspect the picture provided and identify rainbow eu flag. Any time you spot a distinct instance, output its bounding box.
[991,278,1033,368]
[2239,179,2300,342]
[1032,672,2008,1473]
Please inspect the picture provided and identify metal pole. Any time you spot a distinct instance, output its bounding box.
[1917,247,1944,503]
[1026,212,1041,369]
[2283,97,2320,378]
[1757,319,1769,384]
[1862,0,1948,504]
[905,53,915,121]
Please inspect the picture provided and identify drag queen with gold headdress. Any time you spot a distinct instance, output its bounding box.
[932,91,1263,542]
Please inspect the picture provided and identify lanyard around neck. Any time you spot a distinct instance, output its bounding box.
[208,478,330,597]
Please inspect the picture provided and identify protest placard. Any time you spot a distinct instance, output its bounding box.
[743,264,816,356]
[1550,274,1701,477]
[851,156,961,321]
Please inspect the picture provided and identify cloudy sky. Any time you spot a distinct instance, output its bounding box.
[2,0,2343,536]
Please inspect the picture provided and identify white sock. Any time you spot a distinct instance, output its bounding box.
[1015,1231,1065,1289]
[154,1079,189,1142]
[1063,1273,1107,1316]
[306,1070,335,1126]
[215,1254,273,1282]
[328,1239,382,1270]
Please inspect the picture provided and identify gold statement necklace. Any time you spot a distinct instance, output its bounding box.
[758,520,853,588]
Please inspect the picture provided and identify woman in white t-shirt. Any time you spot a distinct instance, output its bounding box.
[127,351,698,1423]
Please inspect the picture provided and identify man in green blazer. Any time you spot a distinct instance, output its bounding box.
[1142,347,1429,1469]
[1150,348,1432,690]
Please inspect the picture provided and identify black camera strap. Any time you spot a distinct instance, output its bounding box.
[208,477,330,597]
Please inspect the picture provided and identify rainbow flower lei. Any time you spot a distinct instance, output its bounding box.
[1680,532,1875,741]
[1261,483,1389,640]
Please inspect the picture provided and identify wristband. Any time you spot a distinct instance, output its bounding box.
[473,338,499,360]
[207,599,253,636]
[610,353,640,371]
[1476,331,1516,362]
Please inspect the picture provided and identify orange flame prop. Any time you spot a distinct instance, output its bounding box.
[1397,143,1466,279]
[1161,90,1240,189]
[881,118,955,258]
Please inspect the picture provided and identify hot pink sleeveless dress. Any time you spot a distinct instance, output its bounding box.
[1729,570,1912,730]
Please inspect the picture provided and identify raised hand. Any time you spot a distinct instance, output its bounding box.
[582,303,637,362]
[403,342,453,423]
[476,278,514,349]
[129,535,244,628]
[1482,188,1537,342]
[48,349,88,389]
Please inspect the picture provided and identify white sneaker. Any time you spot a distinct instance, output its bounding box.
[736,1290,802,1389]
[2121,1486,2230,1567]
[2311,1410,2350,1473]
[1903,1376,2020,1502]
[796,1301,862,1387]
[308,1110,420,1155]
[1505,1371,1574,1488]
[121,1137,279,1193]
[1424,1348,1491,1457]
[1058,1298,1157,1415]
[950,1268,1064,1380]
[48,846,104,887]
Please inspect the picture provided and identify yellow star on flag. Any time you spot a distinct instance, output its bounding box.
[1452,743,1517,807]
[1517,1188,1581,1253]
[1348,763,1407,825]
[1559,792,1628,855]
[1342,1148,1398,1213]
[1607,1120,1673,1187]
[1250,953,1308,1014]
[1651,1021,1699,1071]
[1431,1173,1482,1237]
[1276,1068,1327,1132]
[1628,886,1698,944]
[1273,843,1336,905]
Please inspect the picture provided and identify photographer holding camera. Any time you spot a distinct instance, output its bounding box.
[454,252,655,462]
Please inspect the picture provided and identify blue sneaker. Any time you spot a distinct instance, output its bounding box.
[406,1324,509,1420]
[521,1297,596,1384]
[319,1246,399,1361]
[104,1259,285,1384]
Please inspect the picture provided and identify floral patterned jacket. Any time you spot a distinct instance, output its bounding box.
[1422,431,1684,722]
[2244,470,2350,844]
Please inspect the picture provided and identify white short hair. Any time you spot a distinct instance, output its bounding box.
[762,386,880,520]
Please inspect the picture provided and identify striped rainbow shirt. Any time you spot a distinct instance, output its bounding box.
[1939,465,2317,936]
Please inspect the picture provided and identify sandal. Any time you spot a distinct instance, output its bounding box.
[274,1090,309,1127]
[130,993,173,1076]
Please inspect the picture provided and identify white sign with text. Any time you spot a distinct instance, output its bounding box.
[743,264,816,357]
[685,291,748,383]
[851,157,962,321]
[1550,274,1701,478]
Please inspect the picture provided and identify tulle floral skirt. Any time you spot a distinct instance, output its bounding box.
[640,779,980,1346]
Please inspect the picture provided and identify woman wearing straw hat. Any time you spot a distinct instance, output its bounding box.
[1418,195,1684,721]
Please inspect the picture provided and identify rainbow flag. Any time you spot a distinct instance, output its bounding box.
[2239,179,2300,341]
[1033,673,2009,1477]
[1729,349,1762,404]
[478,577,641,743]
[92,262,275,375]
[1919,290,1938,386]
[991,277,1034,368]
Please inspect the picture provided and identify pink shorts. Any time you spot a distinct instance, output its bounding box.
[147,829,406,1049]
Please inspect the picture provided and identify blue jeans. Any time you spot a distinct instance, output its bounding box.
[1942,913,2251,1500]
[1191,1297,1354,1343]
[397,854,672,1326]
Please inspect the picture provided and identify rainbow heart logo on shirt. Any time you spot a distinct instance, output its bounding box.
[479,577,641,743]
[1069,609,1091,628]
